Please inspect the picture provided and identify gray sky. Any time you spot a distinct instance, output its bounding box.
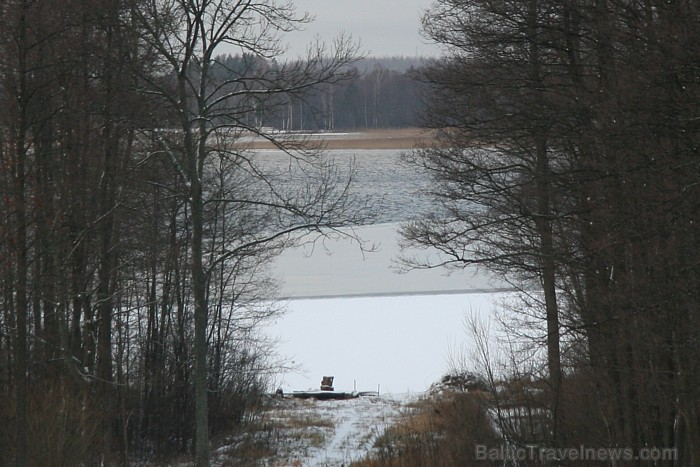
[282,0,439,58]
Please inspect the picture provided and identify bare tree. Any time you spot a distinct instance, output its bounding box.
[401,0,576,446]
[132,1,368,463]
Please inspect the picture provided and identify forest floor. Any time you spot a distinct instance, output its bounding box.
[244,127,439,150]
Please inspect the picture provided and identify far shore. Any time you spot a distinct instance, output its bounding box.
[244,127,438,150]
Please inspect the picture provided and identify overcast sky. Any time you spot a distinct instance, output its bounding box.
[282,0,439,58]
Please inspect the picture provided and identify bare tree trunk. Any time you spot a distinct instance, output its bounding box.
[526,0,562,444]
[190,168,210,466]
[13,3,30,464]
[14,125,29,467]
[534,134,562,432]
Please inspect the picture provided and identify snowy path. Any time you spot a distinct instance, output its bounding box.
[248,394,412,466]
[308,396,404,465]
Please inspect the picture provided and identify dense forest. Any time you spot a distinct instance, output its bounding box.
[394,0,700,466]
[4,0,700,465]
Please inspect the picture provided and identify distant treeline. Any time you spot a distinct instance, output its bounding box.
[214,54,428,131]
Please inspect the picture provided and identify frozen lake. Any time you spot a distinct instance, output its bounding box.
[272,223,502,299]
[269,223,508,394]
[266,149,509,393]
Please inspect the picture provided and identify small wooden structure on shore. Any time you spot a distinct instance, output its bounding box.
[320,376,334,391]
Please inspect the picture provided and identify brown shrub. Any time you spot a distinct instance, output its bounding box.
[360,390,501,467]
[32,381,105,466]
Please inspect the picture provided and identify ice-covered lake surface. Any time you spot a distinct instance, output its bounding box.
[272,223,502,299]
[267,149,508,394]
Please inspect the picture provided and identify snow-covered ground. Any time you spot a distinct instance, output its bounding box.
[268,223,508,395]
[214,393,414,466]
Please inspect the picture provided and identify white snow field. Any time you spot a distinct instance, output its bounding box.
[269,292,501,395]
[269,222,509,395]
